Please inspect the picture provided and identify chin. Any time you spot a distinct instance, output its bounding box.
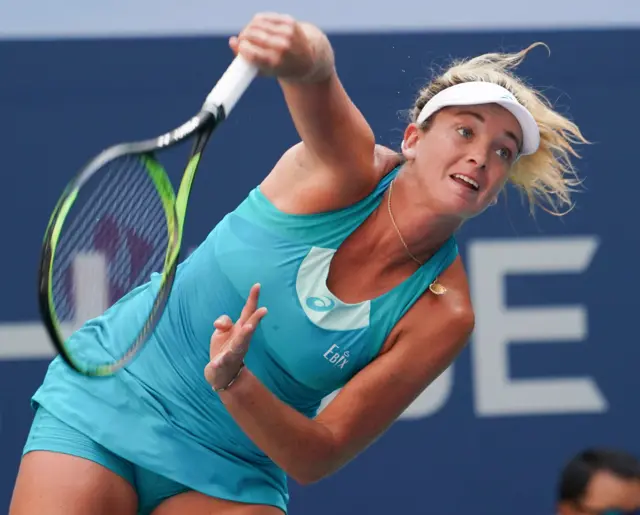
[435,197,481,220]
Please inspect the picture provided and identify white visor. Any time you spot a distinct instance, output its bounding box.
[416,82,540,156]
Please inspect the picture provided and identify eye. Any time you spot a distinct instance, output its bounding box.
[457,127,473,139]
[496,147,513,161]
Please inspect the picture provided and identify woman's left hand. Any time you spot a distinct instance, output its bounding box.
[204,283,268,391]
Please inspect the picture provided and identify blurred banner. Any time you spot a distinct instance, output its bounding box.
[1,0,640,38]
[0,10,638,515]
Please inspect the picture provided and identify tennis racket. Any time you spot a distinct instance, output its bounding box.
[38,55,258,377]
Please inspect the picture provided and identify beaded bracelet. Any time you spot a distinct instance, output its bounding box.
[212,362,245,393]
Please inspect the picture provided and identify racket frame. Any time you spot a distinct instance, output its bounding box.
[38,57,257,376]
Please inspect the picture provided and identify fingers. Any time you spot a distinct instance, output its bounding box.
[250,12,296,26]
[246,13,296,34]
[242,28,290,53]
[229,36,239,55]
[231,13,298,69]
[229,306,267,356]
[237,41,283,70]
[230,14,293,51]
[213,314,233,331]
[211,284,266,364]
[238,283,261,324]
[240,306,268,338]
[216,306,267,364]
[213,283,265,333]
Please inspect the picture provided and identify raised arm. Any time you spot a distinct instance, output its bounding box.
[277,21,375,174]
[231,13,388,212]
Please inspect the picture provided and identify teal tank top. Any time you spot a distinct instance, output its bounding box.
[31,166,458,511]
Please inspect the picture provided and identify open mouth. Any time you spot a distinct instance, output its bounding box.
[450,173,479,191]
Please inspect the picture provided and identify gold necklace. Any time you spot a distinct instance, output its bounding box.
[387,179,447,296]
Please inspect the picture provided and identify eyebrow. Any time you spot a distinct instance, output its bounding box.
[456,110,523,153]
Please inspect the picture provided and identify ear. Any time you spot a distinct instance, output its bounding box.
[401,124,420,161]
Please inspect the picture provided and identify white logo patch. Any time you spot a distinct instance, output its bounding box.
[296,247,370,331]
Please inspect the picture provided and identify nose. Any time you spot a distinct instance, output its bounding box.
[466,142,490,169]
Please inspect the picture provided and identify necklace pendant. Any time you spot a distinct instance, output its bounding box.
[429,281,447,295]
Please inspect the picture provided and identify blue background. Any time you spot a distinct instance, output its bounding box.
[1,28,639,514]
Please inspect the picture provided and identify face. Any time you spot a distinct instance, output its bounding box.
[559,471,640,515]
[401,103,522,219]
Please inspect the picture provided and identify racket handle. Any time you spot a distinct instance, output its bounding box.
[203,56,258,116]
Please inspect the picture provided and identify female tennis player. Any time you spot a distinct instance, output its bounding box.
[11,12,586,515]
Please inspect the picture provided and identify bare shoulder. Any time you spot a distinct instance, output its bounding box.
[425,255,473,319]
[384,256,474,355]
[259,143,404,215]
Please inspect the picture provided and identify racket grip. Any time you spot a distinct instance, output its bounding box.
[203,56,258,116]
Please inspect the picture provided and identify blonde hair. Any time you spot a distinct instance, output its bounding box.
[410,43,588,215]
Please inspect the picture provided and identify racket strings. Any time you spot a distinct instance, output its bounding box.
[51,155,170,329]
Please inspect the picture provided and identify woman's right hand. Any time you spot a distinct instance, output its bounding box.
[230,13,333,82]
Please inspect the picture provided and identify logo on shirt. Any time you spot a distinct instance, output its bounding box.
[296,247,370,331]
[306,296,336,312]
[323,344,350,369]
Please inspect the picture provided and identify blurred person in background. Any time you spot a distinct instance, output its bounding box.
[557,448,640,515]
